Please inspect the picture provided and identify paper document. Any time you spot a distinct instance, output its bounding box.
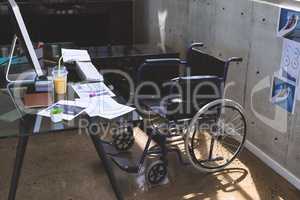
[61,48,91,63]
[38,100,86,121]
[72,82,115,98]
[75,98,90,108]
[76,61,104,82]
[83,96,135,119]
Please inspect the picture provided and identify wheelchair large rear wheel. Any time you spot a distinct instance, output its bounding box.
[185,99,247,172]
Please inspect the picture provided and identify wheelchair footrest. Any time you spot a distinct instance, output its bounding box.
[111,156,139,174]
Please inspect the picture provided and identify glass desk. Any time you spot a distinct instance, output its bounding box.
[1,80,142,200]
[0,43,179,200]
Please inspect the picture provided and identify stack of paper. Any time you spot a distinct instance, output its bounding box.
[38,92,134,121]
[75,61,104,82]
[76,96,135,120]
[61,48,103,82]
[61,48,91,63]
[72,82,115,98]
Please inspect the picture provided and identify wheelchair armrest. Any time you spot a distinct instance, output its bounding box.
[227,57,243,63]
[145,58,187,65]
[172,75,223,82]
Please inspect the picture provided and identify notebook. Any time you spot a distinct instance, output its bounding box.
[23,93,53,108]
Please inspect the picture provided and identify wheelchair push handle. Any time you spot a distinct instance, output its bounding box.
[227,57,243,63]
[189,42,204,52]
[190,42,204,48]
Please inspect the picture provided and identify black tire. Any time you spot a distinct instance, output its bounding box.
[112,126,135,151]
[146,160,168,185]
[185,99,247,172]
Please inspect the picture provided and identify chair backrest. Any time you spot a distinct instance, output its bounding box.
[186,48,227,81]
[137,62,181,96]
[167,76,223,120]
[135,45,241,120]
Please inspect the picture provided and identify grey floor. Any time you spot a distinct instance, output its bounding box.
[0,130,300,200]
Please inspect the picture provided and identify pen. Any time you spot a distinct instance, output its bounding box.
[89,91,110,97]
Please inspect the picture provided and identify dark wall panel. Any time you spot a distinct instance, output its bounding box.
[0,0,133,46]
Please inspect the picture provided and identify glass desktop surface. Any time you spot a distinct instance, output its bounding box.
[42,43,176,59]
[0,43,178,138]
[0,82,141,138]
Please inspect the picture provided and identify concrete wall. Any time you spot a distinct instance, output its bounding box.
[135,0,189,53]
[135,0,300,187]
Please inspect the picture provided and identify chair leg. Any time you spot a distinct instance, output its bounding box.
[8,136,29,200]
[89,134,123,200]
[136,137,152,171]
[152,134,168,164]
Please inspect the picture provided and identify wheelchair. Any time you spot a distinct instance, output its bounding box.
[108,43,247,186]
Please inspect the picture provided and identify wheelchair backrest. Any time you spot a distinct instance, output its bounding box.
[186,48,227,81]
[137,62,181,96]
[166,76,223,120]
[136,45,242,120]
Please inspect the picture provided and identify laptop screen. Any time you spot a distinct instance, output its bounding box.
[7,0,44,78]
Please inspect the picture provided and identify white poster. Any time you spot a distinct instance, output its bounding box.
[278,39,300,101]
[280,39,300,83]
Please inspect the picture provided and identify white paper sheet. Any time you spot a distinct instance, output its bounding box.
[38,100,86,121]
[84,96,135,119]
[72,82,115,99]
[74,98,90,108]
[61,48,91,63]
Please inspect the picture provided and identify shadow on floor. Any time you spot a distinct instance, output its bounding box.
[0,132,299,200]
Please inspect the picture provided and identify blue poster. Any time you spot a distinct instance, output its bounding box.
[271,76,296,113]
[278,8,300,42]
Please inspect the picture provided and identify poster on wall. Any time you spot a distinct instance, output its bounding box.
[280,39,300,83]
[271,75,297,113]
[278,8,300,42]
[275,8,300,108]
[278,39,300,101]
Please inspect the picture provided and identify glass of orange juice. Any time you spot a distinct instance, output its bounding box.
[52,66,68,95]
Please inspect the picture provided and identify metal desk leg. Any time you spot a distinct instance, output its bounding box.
[90,134,123,200]
[8,136,29,200]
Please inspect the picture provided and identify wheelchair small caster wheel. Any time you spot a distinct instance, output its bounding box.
[112,126,135,151]
[146,160,168,185]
